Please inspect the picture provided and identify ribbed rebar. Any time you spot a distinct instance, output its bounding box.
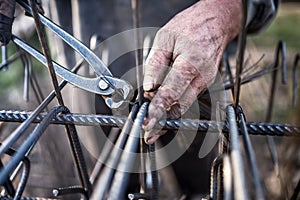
[226,105,249,200]
[2,197,58,200]
[0,110,299,137]
[0,106,66,186]
[106,102,149,200]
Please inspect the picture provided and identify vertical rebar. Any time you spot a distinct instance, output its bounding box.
[226,105,248,200]
[1,45,8,71]
[233,0,247,108]
[131,0,143,106]
[265,41,288,200]
[28,0,64,106]
[64,122,93,195]
[237,107,265,200]
[149,143,158,200]
[90,104,139,200]
[105,103,148,200]
[293,54,299,107]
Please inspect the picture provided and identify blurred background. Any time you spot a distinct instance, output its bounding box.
[0,0,298,199]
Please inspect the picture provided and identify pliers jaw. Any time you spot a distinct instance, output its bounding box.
[100,77,134,109]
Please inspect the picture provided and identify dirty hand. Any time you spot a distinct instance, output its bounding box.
[0,0,15,45]
[143,0,242,144]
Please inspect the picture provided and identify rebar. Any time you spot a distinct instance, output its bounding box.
[233,0,248,108]
[29,0,64,106]
[149,143,158,200]
[293,53,299,107]
[1,45,8,70]
[106,102,148,200]
[210,155,224,200]
[265,41,289,200]
[0,67,80,159]
[63,112,92,196]
[52,186,87,199]
[0,160,15,197]
[0,106,66,186]
[90,104,139,200]
[290,178,300,200]
[226,105,249,200]
[13,158,30,200]
[3,147,30,200]
[237,106,265,200]
[0,110,299,137]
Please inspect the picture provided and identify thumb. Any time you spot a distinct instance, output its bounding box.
[143,29,175,91]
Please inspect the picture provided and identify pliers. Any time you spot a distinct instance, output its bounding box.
[13,0,133,109]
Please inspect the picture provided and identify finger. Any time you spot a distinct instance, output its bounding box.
[178,74,208,115]
[145,130,167,145]
[143,90,156,100]
[144,74,211,145]
[144,55,199,132]
[143,29,175,91]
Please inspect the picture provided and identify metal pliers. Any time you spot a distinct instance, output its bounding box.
[14,0,133,109]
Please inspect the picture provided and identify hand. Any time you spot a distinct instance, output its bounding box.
[143,0,242,144]
[0,0,15,45]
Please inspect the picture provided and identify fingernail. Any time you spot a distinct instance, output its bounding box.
[145,137,154,144]
[145,134,160,144]
[143,82,154,91]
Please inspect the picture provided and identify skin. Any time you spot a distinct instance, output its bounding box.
[0,0,15,18]
[143,0,242,144]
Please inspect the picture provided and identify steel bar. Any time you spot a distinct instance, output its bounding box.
[222,155,232,200]
[149,143,158,200]
[29,0,64,106]
[13,158,30,200]
[106,102,148,200]
[233,0,247,108]
[3,146,30,199]
[223,51,234,95]
[290,178,300,200]
[28,57,46,106]
[20,53,30,102]
[1,45,8,70]
[131,0,143,106]
[128,193,149,200]
[265,41,289,200]
[0,160,15,197]
[16,0,115,90]
[293,53,299,107]
[0,52,85,159]
[2,197,58,200]
[90,104,139,200]
[266,41,287,121]
[89,128,119,185]
[0,51,23,70]
[226,105,249,200]
[131,0,148,193]
[237,107,265,200]
[0,106,66,186]
[63,111,92,196]
[0,110,299,137]
[52,186,87,199]
[210,155,224,200]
